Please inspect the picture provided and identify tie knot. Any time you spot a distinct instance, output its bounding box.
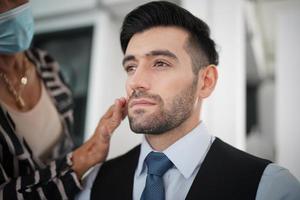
[145,152,173,177]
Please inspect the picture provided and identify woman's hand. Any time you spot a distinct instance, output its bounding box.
[71,97,127,178]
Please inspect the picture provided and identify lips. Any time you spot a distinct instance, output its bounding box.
[129,99,156,108]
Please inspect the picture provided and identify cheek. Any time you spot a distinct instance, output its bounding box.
[154,85,179,107]
[155,76,187,94]
[158,77,196,103]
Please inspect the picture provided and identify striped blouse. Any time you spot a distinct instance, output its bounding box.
[0,48,82,200]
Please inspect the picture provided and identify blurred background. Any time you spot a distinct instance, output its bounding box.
[30,0,300,180]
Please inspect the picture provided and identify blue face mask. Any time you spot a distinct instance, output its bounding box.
[0,3,34,54]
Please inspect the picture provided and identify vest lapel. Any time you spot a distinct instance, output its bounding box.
[185,138,222,200]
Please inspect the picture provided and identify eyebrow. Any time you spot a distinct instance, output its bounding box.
[122,49,178,66]
[122,55,136,66]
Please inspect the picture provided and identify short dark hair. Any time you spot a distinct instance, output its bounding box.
[120,1,219,74]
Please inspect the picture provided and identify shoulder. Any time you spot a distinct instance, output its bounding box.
[90,145,141,199]
[26,48,60,73]
[26,48,55,63]
[197,138,271,193]
[101,145,141,170]
[94,145,141,182]
[26,47,72,99]
[211,138,271,168]
[256,164,300,200]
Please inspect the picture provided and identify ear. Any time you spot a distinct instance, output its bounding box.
[196,65,218,98]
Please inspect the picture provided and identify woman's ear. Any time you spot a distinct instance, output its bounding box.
[197,65,218,98]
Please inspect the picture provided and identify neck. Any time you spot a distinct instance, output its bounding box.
[0,53,24,75]
[145,111,201,151]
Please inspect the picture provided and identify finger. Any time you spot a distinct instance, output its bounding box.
[102,97,126,120]
[121,109,128,120]
[112,98,127,121]
[97,98,127,138]
[117,97,128,119]
[123,96,130,118]
[118,97,127,106]
[121,100,128,119]
[112,97,127,121]
[102,104,115,119]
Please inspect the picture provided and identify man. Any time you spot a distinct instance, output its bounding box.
[76,1,300,200]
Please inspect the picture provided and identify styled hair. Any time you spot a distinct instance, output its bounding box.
[120,1,219,73]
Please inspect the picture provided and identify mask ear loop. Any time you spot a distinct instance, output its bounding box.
[0,2,31,22]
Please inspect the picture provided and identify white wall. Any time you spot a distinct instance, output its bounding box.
[31,0,97,18]
[276,8,300,180]
[183,0,246,149]
[31,0,97,33]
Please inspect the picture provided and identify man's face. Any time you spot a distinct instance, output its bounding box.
[0,0,28,13]
[123,27,199,135]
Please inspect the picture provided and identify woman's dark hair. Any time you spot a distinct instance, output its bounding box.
[120,1,219,73]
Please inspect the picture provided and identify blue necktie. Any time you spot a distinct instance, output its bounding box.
[141,152,173,200]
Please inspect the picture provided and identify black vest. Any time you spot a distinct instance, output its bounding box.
[91,138,271,200]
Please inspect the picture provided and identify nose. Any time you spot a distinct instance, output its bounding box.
[127,65,151,94]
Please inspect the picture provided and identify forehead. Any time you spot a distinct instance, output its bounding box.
[0,0,28,13]
[125,26,190,57]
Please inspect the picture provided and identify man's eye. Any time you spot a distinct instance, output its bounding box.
[154,61,169,68]
[125,66,136,73]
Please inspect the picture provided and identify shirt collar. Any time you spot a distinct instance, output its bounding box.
[136,122,213,179]
[136,137,154,177]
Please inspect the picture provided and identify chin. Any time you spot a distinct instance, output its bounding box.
[129,118,175,135]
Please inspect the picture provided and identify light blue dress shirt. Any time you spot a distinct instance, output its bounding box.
[75,123,300,200]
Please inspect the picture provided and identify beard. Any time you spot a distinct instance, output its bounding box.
[128,77,198,135]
